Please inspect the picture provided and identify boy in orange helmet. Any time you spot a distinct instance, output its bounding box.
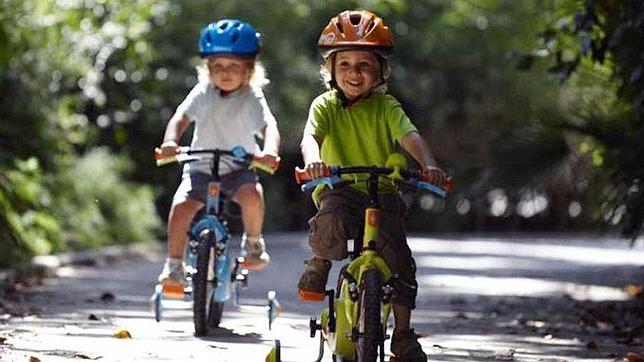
[297,10,447,362]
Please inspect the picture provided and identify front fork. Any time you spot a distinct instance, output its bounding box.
[316,257,395,360]
[187,214,232,302]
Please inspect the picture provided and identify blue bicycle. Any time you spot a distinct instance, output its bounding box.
[152,145,280,336]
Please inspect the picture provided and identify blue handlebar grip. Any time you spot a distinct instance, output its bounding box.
[301,177,336,192]
[417,181,447,198]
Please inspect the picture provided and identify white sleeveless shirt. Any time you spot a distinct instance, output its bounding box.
[176,82,276,175]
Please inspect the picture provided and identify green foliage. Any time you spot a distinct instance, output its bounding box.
[0,151,161,268]
[54,148,162,250]
[528,0,644,240]
[0,158,61,267]
[0,0,167,268]
[5,0,639,271]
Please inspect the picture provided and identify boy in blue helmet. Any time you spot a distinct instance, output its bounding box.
[156,19,281,289]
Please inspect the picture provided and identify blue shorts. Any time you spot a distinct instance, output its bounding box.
[173,170,258,204]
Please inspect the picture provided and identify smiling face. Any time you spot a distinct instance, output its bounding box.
[333,50,381,100]
[207,55,253,92]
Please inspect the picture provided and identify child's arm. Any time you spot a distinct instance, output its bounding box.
[400,131,447,185]
[300,134,327,179]
[260,123,281,156]
[158,113,191,157]
[258,123,281,170]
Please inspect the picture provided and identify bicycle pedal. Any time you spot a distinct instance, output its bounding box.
[161,281,185,299]
[298,289,326,302]
[242,260,268,271]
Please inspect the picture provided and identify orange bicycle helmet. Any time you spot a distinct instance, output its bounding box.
[317,10,393,59]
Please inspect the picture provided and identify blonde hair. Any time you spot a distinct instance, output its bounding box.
[197,59,270,90]
[319,52,391,93]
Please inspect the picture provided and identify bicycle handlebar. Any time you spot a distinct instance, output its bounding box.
[294,165,452,197]
[154,146,279,174]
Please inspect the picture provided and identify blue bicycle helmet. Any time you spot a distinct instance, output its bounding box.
[198,19,261,58]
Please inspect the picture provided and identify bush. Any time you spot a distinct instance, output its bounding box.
[0,149,162,269]
[0,158,60,267]
[54,148,162,250]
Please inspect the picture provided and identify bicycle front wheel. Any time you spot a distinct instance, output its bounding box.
[356,268,382,362]
[193,235,212,336]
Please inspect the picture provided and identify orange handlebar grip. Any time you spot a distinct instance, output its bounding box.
[252,155,280,173]
[294,167,307,184]
[444,176,454,192]
[294,166,330,184]
[154,148,163,160]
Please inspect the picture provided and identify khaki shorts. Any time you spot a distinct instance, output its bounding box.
[307,187,418,309]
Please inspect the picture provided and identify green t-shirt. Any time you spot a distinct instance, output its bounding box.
[303,90,418,194]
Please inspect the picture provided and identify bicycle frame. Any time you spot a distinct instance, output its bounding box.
[318,169,397,361]
[186,178,236,304]
[152,145,279,334]
[183,148,250,305]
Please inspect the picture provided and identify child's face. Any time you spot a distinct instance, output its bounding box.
[333,50,381,100]
[207,56,252,92]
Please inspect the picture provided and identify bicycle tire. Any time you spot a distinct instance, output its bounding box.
[193,235,211,336]
[356,268,382,362]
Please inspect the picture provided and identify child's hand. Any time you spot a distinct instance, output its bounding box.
[257,152,281,171]
[422,165,447,186]
[158,140,180,158]
[305,161,328,179]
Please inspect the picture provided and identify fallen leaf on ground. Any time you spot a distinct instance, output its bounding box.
[29,357,41,362]
[454,311,468,319]
[113,329,131,338]
[586,340,598,349]
[627,352,644,362]
[624,284,642,297]
[494,348,515,361]
[470,349,514,360]
[100,292,115,302]
[73,352,102,359]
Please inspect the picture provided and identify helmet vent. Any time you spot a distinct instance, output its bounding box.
[219,22,229,31]
[231,31,239,43]
[349,13,362,26]
[366,21,375,33]
[335,21,344,36]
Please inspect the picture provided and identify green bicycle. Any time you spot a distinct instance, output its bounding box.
[266,153,451,362]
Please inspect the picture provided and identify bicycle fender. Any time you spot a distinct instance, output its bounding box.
[346,252,393,283]
[213,253,233,302]
[333,301,356,359]
[190,215,228,243]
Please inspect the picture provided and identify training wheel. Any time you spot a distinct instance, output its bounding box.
[151,284,163,322]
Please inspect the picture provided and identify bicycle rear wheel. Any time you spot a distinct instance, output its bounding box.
[356,268,382,362]
[193,235,212,336]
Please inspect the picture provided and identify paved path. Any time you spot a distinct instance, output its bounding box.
[0,233,643,361]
